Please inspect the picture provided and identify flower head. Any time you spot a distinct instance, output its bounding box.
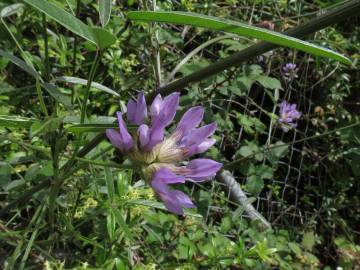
[278,101,302,132]
[106,92,222,215]
[282,63,298,81]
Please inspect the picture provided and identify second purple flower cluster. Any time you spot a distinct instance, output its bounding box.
[278,101,302,132]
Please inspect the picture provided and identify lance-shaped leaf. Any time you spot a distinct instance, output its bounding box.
[66,123,137,134]
[0,49,38,78]
[56,76,119,97]
[0,115,39,128]
[128,11,351,65]
[42,83,73,110]
[0,3,25,18]
[99,0,112,27]
[24,0,116,49]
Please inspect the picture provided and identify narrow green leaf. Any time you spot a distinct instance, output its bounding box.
[42,83,73,110]
[63,115,117,124]
[107,213,116,242]
[105,166,115,202]
[66,123,118,133]
[128,11,351,64]
[0,49,38,78]
[0,115,38,128]
[56,76,119,97]
[99,0,112,27]
[0,3,25,18]
[128,199,203,218]
[112,208,133,241]
[23,0,116,49]
[30,117,63,138]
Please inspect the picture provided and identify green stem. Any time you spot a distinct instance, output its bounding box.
[68,50,101,170]
[1,18,34,69]
[71,0,81,103]
[1,18,49,118]
[80,50,100,124]
[35,78,48,117]
[42,14,50,82]
[167,35,235,82]
[18,203,47,270]
[75,157,135,169]
[224,121,360,170]
[6,202,45,270]
[48,132,61,226]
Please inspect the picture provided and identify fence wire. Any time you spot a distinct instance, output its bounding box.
[192,60,329,228]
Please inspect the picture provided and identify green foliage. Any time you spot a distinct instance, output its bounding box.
[0,0,359,269]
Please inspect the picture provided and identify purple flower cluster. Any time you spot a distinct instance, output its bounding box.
[282,63,298,81]
[278,101,302,132]
[106,92,222,215]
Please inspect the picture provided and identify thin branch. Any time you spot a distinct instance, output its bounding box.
[217,170,271,229]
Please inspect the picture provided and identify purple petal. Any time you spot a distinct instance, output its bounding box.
[127,92,147,125]
[182,158,222,182]
[151,168,192,215]
[106,112,134,152]
[152,92,180,128]
[105,129,123,150]
[141,93,180,151]
[175,106,204,138]
[138,124,150,149]
[172,190,195,208]
[186,138,216,157]
[279,101,289,114]
[153,167,185,185]
[183,122,216,147]
[151,177,167,194]
[151,177,182,215]
[143,123,165,151]
[117,112,134,151]
[150,94,163,118]
[163,197,184,215]
[127,100,137,124]
[136,92,147,124]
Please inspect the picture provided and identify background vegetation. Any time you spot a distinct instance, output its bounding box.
[0,0,359,269]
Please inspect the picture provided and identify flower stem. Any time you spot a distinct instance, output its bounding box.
[35,78,49,117]
[42,14,50,83]
[80,50,100,124]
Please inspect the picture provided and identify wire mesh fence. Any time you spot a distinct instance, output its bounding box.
[192,59,329,229]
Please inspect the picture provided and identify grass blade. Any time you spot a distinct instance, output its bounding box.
[0,115,39,128]
[56,76,119,97]
[128,11,351,65]
[0,49,38,78]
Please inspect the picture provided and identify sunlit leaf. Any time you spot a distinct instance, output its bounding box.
[0,115,39,128]
[56,76,119,97]
[0,3,25,18]
[128,11,351,64]
[99,0,111,27]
